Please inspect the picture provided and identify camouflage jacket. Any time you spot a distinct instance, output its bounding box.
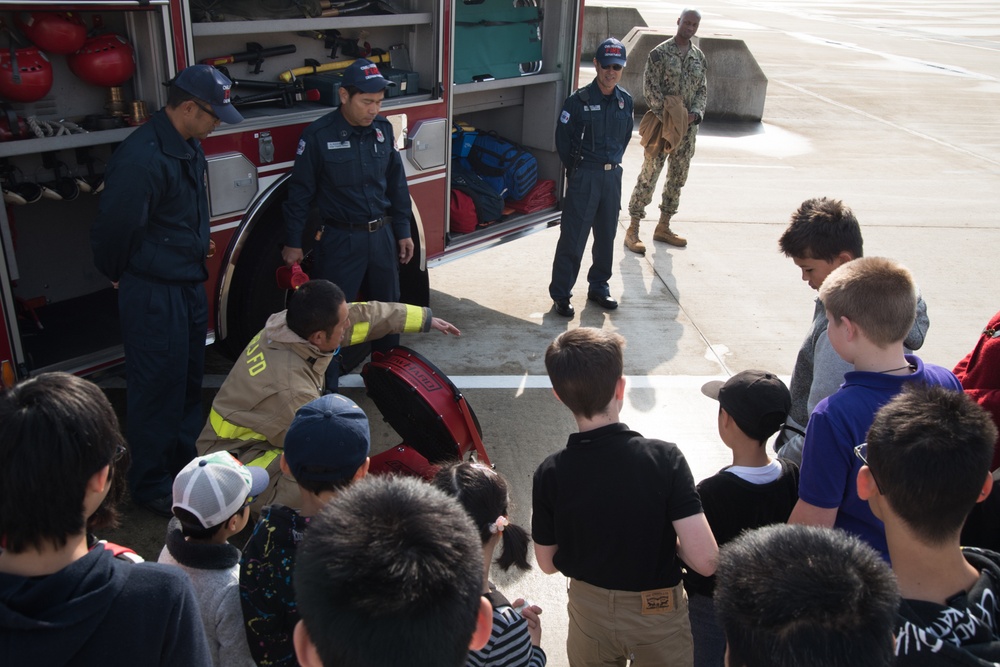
[642,37,708,120]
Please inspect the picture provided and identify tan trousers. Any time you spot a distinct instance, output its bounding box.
[567,578,694,667]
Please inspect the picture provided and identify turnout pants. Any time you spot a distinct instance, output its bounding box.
[567,578,693,667]
[549,164,623,301]
[119,275,206,503]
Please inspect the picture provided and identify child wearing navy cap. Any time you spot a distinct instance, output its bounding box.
[239,394,371,667]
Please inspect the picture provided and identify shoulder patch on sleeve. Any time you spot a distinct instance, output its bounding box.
[560,110,571,124]
[296,139,306,156]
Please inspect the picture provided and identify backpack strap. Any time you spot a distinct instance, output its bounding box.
[94,538,145,563]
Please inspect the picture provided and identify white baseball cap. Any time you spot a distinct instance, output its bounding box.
[172,452,269,528]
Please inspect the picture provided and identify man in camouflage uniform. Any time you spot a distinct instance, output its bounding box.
[626,9,707,252]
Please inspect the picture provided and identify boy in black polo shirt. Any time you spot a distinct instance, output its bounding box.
[532,327,718,667]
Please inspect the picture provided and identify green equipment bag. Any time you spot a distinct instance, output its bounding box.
[453,0,542,84]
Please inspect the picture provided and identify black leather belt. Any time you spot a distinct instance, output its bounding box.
[325,217,388,232]
[577,162,620,171]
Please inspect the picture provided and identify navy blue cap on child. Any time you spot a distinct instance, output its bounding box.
[284,394,371,483]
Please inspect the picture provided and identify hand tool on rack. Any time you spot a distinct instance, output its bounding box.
[231,81,321,108]
[278,43,410,83]
[202,42,296,74]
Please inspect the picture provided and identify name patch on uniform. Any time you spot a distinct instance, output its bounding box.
[560,110,571,124]
[586,104,602,111]
[326,141,351,150]
[296,139,306,156]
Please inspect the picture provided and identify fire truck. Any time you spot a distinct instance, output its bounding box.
[0,0,585,386]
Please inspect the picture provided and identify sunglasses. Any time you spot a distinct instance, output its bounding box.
[193,100,220,122]
[600,64,623,71]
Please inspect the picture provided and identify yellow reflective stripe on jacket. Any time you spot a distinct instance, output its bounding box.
[210,408,268,443]
[348,322,371,346]
[247,449,281,470]
[403,304,423,332]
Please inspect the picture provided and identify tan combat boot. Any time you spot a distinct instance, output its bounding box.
[652,213,687,247]
[624,218,646,255]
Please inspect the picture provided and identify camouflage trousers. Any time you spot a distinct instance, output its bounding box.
[628,123,698,219]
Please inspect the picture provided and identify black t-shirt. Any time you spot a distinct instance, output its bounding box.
[682,459,800,597]
[531,422,702,591]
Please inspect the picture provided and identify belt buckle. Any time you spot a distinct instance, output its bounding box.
[366,218,381,232]
[604,163,613,171]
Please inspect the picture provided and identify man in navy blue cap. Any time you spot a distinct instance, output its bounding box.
[549,37,634,318]
[282,58,414,388]
[91,64,242,517]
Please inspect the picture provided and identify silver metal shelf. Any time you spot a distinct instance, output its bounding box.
[191,12,433,37]
[0,127,136,159]
[452,71,562,95]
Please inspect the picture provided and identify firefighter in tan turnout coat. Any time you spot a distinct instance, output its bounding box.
[196,280,460,511]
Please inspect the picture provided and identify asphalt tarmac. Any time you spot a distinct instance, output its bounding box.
[103,2,1000,664]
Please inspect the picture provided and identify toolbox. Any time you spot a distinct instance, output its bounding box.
[302,73,342,106]
[380,67,420,98]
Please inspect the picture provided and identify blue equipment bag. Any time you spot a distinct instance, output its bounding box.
[465,131,538,200]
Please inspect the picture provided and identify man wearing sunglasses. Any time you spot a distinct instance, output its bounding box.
[550,38,634,318]
[92,65,243,518]
[626,8,707,251]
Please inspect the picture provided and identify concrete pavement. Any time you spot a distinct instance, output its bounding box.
[105,2,1000,664]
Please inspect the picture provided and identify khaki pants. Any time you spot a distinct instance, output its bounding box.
[567,578,694,667]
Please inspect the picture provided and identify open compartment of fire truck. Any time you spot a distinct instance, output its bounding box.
[0,0,584,383]
[0,2,173,377]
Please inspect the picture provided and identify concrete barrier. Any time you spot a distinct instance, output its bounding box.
[700,37,767,122]
[620,29,768,122]
[620,28,671,111]
[582,5,646,62]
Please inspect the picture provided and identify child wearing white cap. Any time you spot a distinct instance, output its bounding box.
[158,452,269,667]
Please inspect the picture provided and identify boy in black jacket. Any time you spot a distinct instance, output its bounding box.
[0,373,210,666]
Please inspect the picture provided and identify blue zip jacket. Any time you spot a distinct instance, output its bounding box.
[91,109,210,285]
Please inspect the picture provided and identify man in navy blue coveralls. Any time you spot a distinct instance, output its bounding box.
[550,38,634,317]
[91,65,243,516]
[281,59,414,388]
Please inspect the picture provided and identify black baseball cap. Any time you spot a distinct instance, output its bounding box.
[701,370,791,441]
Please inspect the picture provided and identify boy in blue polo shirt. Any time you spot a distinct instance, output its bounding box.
[787,257,960,560]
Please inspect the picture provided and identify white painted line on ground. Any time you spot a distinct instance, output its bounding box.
[336,374,791,390]
[107,374,792,392]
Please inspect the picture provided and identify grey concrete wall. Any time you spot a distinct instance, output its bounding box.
[700,37,768,122]
[582,4,646,62]
[620,28,671,112]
